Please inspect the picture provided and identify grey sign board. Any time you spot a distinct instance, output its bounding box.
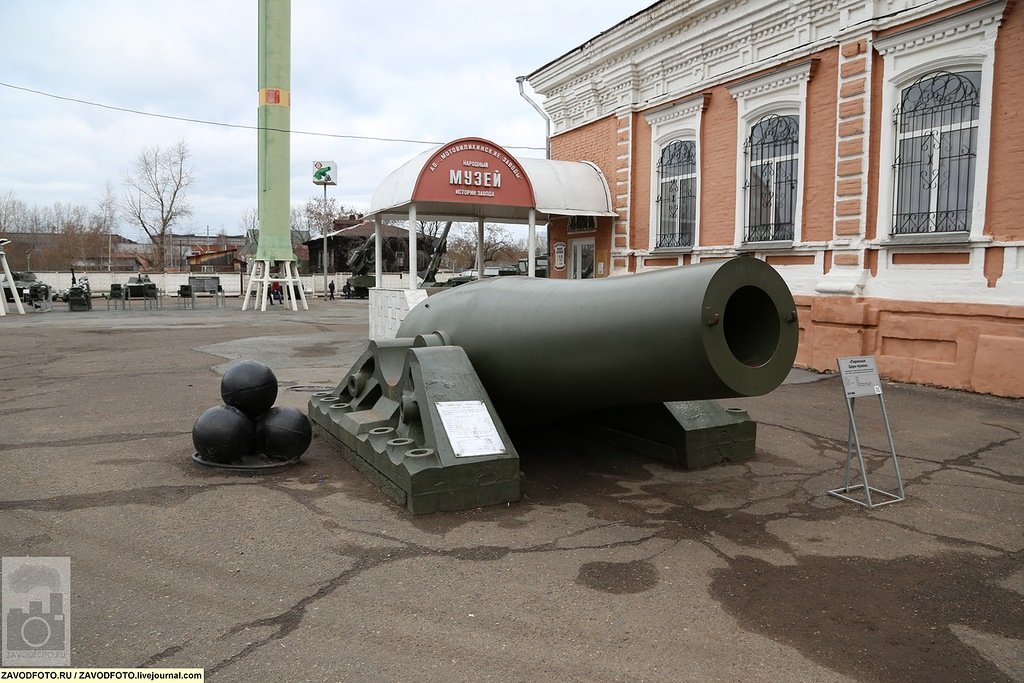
[435,400,506,458]
[838,356,882,398]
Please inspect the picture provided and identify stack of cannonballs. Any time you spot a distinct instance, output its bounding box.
[192,360,312,467]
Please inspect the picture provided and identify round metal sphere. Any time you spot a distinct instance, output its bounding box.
[192,405,255,463]
[255,406,312,461]
[220,360,278,419]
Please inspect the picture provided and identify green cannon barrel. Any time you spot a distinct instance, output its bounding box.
[397,257,798,418]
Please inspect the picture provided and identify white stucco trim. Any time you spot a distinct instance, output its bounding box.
[529,0,974,137]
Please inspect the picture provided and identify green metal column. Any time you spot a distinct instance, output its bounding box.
[256,0,295,262]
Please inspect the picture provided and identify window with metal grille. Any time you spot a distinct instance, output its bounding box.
[892,70,980,235]
[743,114,799,242]
[567,216,596,233]
[655,140,696,248]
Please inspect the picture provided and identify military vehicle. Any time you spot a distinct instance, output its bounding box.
[1,271,52,307]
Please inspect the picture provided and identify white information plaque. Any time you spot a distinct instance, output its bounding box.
[837,356,883,398]
[435,400,507,458]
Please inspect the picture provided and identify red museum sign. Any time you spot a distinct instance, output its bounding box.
[412,138,535,208]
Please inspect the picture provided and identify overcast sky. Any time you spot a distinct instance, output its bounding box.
[0,1,653,239]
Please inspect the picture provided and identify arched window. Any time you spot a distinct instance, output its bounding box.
[743,114,799,242]
[655,140,697,248]
[892,71,980,235]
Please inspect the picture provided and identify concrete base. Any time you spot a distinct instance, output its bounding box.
[579,400,757,469]
[308,338,521,514]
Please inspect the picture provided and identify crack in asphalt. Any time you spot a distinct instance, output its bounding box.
[196,528,661,675]
[0,405,70,417]
[0,482,233,512]
[0,431,188,451]
[764,417,1023,487]
[77,412,1016,676]
[167,451,1019,681]
[4,396,1017,679]
[140,644,186,668]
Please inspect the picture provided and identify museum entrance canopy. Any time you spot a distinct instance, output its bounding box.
[363,137,615,285]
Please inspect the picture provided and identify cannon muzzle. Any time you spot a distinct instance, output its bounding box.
[398,257,798,418]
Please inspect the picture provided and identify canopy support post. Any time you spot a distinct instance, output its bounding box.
[374,216,383,290]
[528,208,537,277]
[408,204,417,289]
[476,217,485,280]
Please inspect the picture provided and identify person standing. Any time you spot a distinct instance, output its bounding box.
[328,280,335,300]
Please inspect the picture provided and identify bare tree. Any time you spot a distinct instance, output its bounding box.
[0,192,24,233]
[94,183,119,233]
[122,139,194,270]
[92,184,119,271]
[417,220,452,240]
[444,223,522,271]
[299,197,362,237]
[0,193,37,270]
[303,196,340,238]
[285,207,307,242]
[0,191,130,271]
[237,207,259,235]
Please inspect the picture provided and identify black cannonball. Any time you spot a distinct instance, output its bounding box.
[255,406,312,461]
[221,360,278,419]
[192,405,255,463]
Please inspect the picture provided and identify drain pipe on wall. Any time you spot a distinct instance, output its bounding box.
[517,76,550,160]
[517,76,550,278]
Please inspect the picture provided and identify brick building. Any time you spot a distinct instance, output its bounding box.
[526,0,1023,397]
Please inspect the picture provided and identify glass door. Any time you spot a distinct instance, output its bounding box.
[569,238,595,279]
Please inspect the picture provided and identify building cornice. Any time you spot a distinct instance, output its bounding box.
[642,92,710,126]
[726,60,815,100]
[528,0,976,136]
[873,0,1008,55]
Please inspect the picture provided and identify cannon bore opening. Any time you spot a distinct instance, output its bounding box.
[723,285,780,367]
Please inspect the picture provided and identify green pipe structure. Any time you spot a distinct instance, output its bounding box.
[256,0,294,262]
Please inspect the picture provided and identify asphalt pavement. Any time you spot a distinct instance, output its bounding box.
[0,299,1021,682]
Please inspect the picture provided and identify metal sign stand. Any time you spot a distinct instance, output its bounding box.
[828,356,905,508]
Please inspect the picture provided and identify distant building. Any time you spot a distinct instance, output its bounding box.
[166,232,247,271]
[0,230,145,271]
[526,0,1023,398]
[185,247,246,273]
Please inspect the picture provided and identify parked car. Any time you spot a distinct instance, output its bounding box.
[517,256,549,277]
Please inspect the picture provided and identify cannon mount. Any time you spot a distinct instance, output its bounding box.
[309,258,798,513]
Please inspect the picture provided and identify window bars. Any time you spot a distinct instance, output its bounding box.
[743,114,799,242]
[656,140,697,248]
[567,215,596,233]
[892,71,980,236]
